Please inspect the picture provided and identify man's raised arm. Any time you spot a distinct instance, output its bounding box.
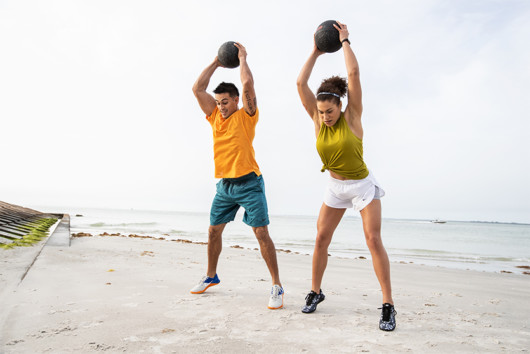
[235,43,257,116]
[192,58,220,116]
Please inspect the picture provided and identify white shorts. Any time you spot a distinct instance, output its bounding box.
[323,171,385,211]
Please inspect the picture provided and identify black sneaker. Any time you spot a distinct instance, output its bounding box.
[301,290,325,313]
[379,303,397,331]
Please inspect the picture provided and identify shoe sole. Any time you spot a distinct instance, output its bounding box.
[268,304,283,309]
[190,282,219,294]
[379,326,396,331]
[268,302,283,310]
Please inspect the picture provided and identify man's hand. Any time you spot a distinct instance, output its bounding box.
[234,42,247,61]
[213,56,223,68]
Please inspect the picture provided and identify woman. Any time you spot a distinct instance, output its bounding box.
[296,21,396,331]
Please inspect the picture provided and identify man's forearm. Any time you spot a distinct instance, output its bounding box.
[240,57,257,115]
[193,59,219,95]
[239,57,254,88]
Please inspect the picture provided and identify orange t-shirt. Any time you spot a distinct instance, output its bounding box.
[206,107,261,178]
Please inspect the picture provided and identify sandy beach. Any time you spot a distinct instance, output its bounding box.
[1,234,529,353]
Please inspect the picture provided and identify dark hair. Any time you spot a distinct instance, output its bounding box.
[316,76,347,105]
[213,82,239,97]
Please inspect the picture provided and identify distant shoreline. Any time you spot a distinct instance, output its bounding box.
[29,204,530,225]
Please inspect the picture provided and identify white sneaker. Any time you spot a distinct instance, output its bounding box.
[190,274,220,294]
[268,284,284,309]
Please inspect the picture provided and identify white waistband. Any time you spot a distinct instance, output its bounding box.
[329,171,372,185]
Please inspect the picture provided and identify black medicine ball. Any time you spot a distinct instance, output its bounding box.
[315,20,342,53]
[217,41,240,68]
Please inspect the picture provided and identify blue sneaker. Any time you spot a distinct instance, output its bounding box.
[190,274,220,294]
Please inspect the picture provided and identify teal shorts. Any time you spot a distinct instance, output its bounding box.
[210,172,270,227]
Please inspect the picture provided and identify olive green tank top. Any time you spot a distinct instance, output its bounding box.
[316,114,369,180]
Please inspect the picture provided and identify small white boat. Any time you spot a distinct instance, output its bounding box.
[431,219,446,224]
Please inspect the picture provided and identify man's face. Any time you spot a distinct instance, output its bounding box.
[215,93,239,118]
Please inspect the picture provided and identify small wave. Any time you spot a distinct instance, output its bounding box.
[168,229,191,235]
[89,222,106,227]
[89,222,158,227]
[395,248,454,255]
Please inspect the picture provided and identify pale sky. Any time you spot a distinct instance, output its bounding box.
[1,0,529,223]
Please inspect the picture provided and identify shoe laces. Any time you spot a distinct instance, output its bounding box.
[271,285,282,299]
[378,304,396,322]
[198,276,209,284]
[305,291,316,305]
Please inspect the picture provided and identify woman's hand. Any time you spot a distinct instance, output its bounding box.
[312,35,325,56]
[334,21,349,43]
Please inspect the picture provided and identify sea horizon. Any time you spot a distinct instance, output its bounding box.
[29,203,530,226]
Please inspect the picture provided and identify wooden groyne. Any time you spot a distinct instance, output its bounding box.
[0,201,61,247]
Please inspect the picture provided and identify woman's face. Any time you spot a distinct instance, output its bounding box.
[317,100,342,127]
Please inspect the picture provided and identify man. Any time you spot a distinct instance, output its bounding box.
[190,42,283,309]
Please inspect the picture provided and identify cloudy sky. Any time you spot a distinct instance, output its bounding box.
[1,0,529,223]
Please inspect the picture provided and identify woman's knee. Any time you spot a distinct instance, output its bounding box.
[364,230,383,250]
[315,232,332,250]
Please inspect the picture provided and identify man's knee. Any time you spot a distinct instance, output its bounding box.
[253,226,270,242]
[208,225,224,240]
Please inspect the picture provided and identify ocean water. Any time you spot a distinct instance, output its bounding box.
[64,207,530,275]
